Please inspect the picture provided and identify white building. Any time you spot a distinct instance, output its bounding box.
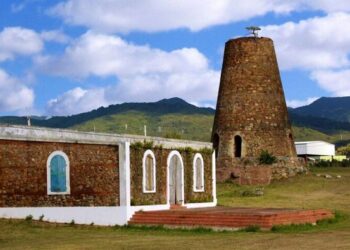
[295,141,335,159]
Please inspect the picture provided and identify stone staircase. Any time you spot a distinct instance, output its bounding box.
[128,207,333,230]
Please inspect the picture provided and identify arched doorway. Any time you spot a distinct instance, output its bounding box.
[213,133,219,159]
[167,151,184,205]
[234,135,242,158]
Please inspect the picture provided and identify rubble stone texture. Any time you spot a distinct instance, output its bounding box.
[0,140,119,207]
[212,37,299,182]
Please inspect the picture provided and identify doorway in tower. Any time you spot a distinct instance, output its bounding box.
[234,135,242,158]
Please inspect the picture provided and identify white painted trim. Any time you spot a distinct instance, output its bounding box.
[0,125,211,150]
[119,142,131,208]
[142,149,156,193]
[185,202,216,209]
[193,153,205,192]
[212,151,217,205]
[130,204,170,213]
[166,150,185,206]
[47,151,70,195]
[0,207,128,226]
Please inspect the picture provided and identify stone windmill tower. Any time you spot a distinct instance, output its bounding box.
[212,30,298,182]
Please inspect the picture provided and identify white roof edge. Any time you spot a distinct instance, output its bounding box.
[0,125,212,150]
[295,141,334,145]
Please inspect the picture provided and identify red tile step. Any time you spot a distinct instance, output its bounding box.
[128,207,333,230]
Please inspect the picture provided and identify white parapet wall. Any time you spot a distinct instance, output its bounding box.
[0,125,211,150]
[0,207,128,226]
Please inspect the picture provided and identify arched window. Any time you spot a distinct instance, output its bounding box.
[234,135,242,158]
[142,150,156,193]
[193,153,204,192]
[47,151,70,195]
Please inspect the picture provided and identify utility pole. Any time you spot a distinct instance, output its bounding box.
[26,116,31,126]
[144,125,147,136]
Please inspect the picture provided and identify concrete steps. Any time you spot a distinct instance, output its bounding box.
[128,207,333,229]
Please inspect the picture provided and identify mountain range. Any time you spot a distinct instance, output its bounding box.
[1,97,350,146]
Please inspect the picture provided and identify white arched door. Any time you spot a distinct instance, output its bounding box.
[167,151,184,205]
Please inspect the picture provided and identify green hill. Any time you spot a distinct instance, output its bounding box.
[71,111,214,142]
[2,97,350,145]
[292,96,350,122]
[0,97,214,129]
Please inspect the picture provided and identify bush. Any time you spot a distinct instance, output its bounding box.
[164,132,182,139]
[239,187,264,197]
[312,159,350,168]
[240,225,261,232]
[25,215,33,222]
[39,215,44,221]
[258,150,277,165]
[337,144,350,157]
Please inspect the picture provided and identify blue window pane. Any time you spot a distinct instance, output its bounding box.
[50,155,67,192]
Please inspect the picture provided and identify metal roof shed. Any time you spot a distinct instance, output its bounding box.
[295,141,335,156]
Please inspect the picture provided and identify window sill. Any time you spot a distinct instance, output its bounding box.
[193,189,205,193]
[47,191,70,195]
[142,190,156,194]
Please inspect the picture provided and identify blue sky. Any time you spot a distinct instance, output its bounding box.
[1,0,350,116]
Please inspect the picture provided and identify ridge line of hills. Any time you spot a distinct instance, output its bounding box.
[1,96,350,145]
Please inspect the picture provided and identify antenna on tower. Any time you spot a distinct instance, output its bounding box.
[246,26,261,38]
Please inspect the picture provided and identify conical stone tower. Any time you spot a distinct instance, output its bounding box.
[212,36,298,182]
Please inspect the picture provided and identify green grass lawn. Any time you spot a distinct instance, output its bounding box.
[1,167,350,250]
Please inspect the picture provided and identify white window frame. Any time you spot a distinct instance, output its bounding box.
[142,149,156,193]
[193,153,205,192]
[47,150,70,195]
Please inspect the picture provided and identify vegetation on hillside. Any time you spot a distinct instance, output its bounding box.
[2,97,350,145]
[337,144,350,157]
[72,111,214,142]
[292,96,350,122]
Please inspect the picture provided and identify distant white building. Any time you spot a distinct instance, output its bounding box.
[295,141,335,160]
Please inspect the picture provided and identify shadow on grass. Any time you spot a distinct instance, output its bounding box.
[271,211,346,233]
[115,224,215,234]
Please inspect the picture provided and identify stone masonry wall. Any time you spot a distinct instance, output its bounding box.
[0,140,119,207]
[130,145,213,205]
[212,37,298,182]
[217,157,307,185]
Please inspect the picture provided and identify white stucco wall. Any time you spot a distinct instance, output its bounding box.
[0,207,128,226]
[295,141,335,156]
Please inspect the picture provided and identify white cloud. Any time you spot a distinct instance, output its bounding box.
[39,31,220,115]
[303,0,350,13]
[0,69,34,113]
[36,31,211,78]
[287,97,319,108]
[48,0,350,34]
[0,27,43,61]
[40,30,70,44]
[311,70,350,96]
[48,0,300,33]
[46,87,107,115]
[260,12,350,97]
[261,12,350,70]
[11,3,26,13]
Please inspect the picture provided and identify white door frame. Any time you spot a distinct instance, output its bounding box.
[166,150,185,206]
